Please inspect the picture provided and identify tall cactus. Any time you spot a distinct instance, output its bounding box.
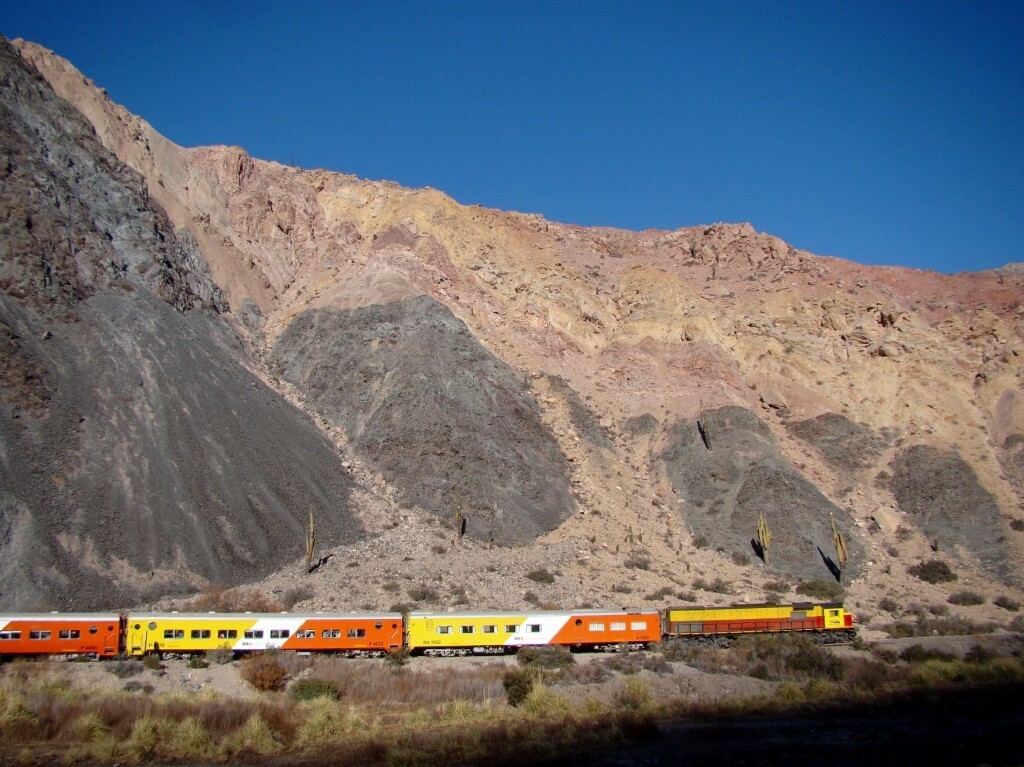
[697,405,712,451]
[757,511,773,565]
[454,487,466,541]
[305,509,316,574]
[831,513,848,582]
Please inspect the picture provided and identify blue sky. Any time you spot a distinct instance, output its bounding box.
[3,2,1022,273]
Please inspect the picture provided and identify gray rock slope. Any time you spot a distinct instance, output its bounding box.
[271,296,576,544]
[0,38,361,610]
[657,406,863,581]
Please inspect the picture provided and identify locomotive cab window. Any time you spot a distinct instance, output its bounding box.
[347,628,366,638]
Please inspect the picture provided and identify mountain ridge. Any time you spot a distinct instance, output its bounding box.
[2,37,1023,623]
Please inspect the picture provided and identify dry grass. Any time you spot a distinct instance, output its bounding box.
[6,647,1024,766]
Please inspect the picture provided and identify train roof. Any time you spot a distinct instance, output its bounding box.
[0,613,121,620]
[127,611,403,620]
[408,608,660,619]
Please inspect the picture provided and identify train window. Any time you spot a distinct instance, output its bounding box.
[459,625,475,634]
[163,630,175,639]
[526,624,541,633]
[218,629,238,639]
[29,630,51,640]
[347,628,366,638]
[191,630,211,639]
[610,622,626,631]
[436,626,453,635]
[630,621,646,631]
[244,630,264,639]
[296,630,316,639]
[322,629,340,639]
[269,629,289,639]
[375,622,382,629]
[482,625,497,634]
[504,624,519,633]
[589,622,605,632]
[0,631,18,640]
[59,629,81,639]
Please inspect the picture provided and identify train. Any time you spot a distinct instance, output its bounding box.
[0,601,854,660]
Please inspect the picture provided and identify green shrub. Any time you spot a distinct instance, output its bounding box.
[796,579,841,600]
[187,655,208,669]
[289,677,340,701]
[948,591,985,606]
[502,669,534,707]
[907,559,957,584]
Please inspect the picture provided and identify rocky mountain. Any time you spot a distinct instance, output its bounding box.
[3,37,1023,620]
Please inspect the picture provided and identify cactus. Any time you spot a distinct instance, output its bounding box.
[757,511,773,565]
[454,487,466,541]
[831,513,848,582]
[305,509,316,574]
[697,402,712,451]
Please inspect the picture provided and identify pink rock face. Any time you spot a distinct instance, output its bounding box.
[3,37,1023,616]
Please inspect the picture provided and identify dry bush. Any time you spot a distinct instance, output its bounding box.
[907,559,957,584]
[239,653,288,692]
[948,590,985,606]
[517,646,574,670]
[526,568,555,584]
[189,584,284,613]
[795,579,841,600]
[309,658,505,708]
[407,584,439,601]
[644,586,674,600]
[693,577,734,594]
[281,585,315,610]
[994,595,1021,612]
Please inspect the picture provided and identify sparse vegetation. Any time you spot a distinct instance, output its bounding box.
[877,596,899,613]
[407,584,439,601]
[624,556,651,570]
[994,595,1021,612]
[526,568,555,584]
[189,584,284,613]
[282,584,314,610]
[796,579,841,600]
[693,577,733,594]
[517,645,575,670]
[907,559,957,584]
[948,590,985,606]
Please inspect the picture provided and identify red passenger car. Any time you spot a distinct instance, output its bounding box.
[0,613,122,658]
